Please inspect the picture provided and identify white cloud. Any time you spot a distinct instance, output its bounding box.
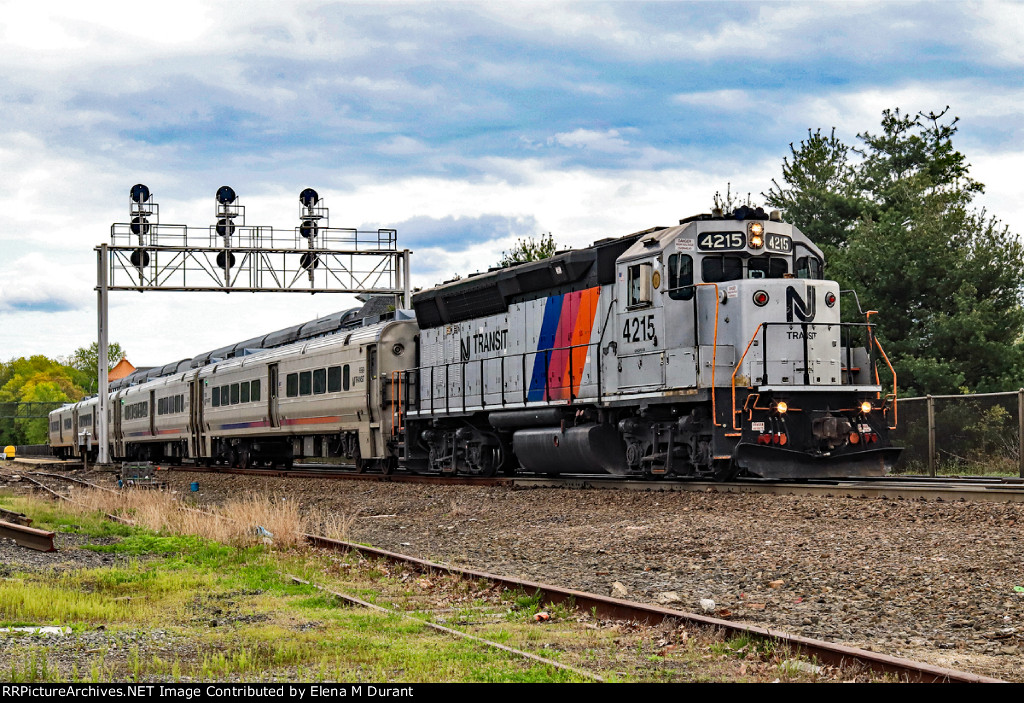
[550,128,633,153]
[0,253,92,314]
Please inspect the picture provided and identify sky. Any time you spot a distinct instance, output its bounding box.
[2,0,1023,368]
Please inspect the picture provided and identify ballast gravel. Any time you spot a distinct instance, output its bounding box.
[5,467,1024,681]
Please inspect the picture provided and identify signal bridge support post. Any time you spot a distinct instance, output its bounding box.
[97,243,110,465]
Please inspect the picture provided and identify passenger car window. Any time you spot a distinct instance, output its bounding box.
[313,368,327,394]
[286,374,298,398]
[343,365,351,391]
[328,366,341,392]
[251,380,261,402]
[299,371,312,396]
[240,382,250,403]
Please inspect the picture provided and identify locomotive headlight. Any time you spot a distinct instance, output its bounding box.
[775,401,788,414]
[748,222,764,248]
[860,401,872,414]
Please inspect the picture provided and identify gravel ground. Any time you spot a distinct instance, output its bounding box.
[4,465,1023,681]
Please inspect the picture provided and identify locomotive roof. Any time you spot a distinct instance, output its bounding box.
[412,226,663,329]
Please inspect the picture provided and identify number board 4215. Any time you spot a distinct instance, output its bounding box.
[765,233,792,253]
[697,232,744,251]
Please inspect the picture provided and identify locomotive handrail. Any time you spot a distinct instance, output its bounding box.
[872,337,898,429]
[404,341,601,415]
[731,323,765,430]
[730,320,888,430]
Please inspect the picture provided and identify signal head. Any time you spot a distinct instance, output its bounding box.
[216,186,237,205]
[299,188,319,207]
[130,184,151,203]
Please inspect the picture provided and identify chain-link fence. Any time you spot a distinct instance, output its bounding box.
[892,391,1024,476]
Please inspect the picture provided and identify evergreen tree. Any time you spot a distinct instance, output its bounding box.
[765,108,1024,395]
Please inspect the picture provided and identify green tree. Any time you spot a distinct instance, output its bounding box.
[765,108,1024,395]
[764,128,861,254]
[499,233,559,267]
[0,356,86,445]
[67,342,126,394]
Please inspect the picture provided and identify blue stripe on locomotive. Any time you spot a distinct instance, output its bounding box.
[527,293,564,401]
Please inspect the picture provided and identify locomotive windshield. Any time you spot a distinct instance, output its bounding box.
[796,255,823,279]
[700,254,789,283]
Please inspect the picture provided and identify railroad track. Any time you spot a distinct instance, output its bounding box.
[15,469,1006,683]
[64,459,1024,502]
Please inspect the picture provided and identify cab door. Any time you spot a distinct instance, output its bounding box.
[616,258,666,392]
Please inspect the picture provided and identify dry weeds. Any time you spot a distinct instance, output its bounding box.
[66,487,355,548]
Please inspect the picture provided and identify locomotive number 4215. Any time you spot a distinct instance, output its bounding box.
[623,314,656,343]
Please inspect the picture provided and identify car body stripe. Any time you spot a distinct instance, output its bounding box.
[527,294,565,401]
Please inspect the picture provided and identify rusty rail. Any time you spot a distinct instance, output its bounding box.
[304,535,1004,683]
[0,507,32,526]
[0,520,55,552]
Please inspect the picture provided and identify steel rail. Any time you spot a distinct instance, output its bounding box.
[150,463,1024,502]
[302,534,1004,683]
[512,476,1024,503]
[289,575,605,682]
[160,464,512,486]
[0,507,32,526]
[0,520,55,552]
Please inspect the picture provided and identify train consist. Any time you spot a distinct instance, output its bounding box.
[51,207,901,479]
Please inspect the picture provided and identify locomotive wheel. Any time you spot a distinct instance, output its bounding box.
[713,460,739,482]
[472,446,499,477]
[379,456,397,475]
[353,443,367,473]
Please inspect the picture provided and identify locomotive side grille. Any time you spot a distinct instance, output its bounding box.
[443,285,507,320]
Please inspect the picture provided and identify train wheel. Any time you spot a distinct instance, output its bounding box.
[238,449,251,470]
[713,460,739,482]
[379,456,397,475]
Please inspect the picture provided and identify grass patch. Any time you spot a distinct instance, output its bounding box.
[0,491,863,683]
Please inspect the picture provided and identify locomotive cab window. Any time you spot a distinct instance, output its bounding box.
[627,262,653,308]
[747,257,789,279]
[796,255,823,279]
[702,255,743,283]
[667,254,694,300]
